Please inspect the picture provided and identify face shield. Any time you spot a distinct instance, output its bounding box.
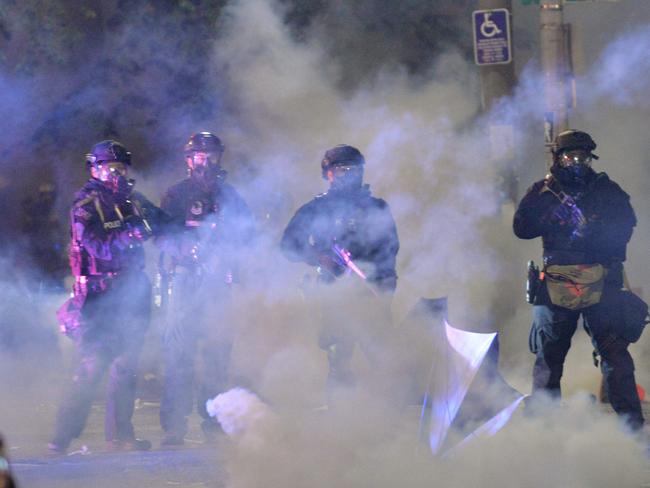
[186,151,223,185]
[92,161,133,196]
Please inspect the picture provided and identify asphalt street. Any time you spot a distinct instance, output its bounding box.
[7,400,228,488]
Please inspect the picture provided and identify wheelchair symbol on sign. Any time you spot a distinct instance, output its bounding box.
[480,13,502,38]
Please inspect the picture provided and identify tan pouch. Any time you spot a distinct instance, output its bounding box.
[545,264,606,310]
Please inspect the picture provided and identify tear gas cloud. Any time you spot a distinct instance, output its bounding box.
[1,0,650,486]
[209,388,647,488]
[205,1,650,486]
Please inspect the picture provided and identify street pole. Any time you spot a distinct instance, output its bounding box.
[540,1,570,167]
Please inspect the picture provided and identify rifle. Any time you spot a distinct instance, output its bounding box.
[318,241,378,296]
[331,243,367,280]
[543,179,587,241]
[122,198,154,240]
[554,191,587,240]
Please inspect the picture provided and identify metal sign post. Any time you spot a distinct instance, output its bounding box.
[473,5,517,202]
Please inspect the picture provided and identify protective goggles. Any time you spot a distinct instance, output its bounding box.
[328,165,360,175]
[559,149,593,167]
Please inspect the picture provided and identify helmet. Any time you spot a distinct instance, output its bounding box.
[554,130,597,156]
[86,140,133,197]
[321,144,365,180]
[551,130,598,187]
[85,140,131,166]
[184,132,224,155]
[185,132,225,188]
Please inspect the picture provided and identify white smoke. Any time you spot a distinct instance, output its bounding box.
[2,0,649,485]
[201,1,650,486]
[209,387,646,488]
[206,387,275,445]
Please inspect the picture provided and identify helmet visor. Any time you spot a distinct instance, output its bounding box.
[559,149,593,168]
[187,151,220,169]
[96,161,128,181]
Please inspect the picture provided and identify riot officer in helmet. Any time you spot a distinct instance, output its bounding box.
[49,140,166,454]
[158,132,255,446]
[514,130,645,430]
[281,145,399,398]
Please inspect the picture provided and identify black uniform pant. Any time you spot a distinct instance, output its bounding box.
[529,303,644,429]
[160,271,232,437]
[52,273,151,447]
[315,279,397,401]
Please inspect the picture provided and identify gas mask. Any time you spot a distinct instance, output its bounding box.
[92,161,133,198]
[187,151,223,189]
[552,149,594,187]
[326,165,364,192]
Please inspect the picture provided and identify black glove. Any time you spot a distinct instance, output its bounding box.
[546,202,574,226]
[317,252,347,279]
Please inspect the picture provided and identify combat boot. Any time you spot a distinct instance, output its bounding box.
[107,438,152,452]
[47,441,67,456]
[160,433,185,447]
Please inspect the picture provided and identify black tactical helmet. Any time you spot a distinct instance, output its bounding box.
[184,132,224,155]
[554,130,598,157]
[321,144,365,179]
[85,140,131,166]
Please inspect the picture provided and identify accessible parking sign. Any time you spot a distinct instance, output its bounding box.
[472,8,512,65]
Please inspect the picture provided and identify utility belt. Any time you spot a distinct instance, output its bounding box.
[171,266,235,287]
[542,250,619,267]
[156,257,233,296]
[543,250,591,267]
